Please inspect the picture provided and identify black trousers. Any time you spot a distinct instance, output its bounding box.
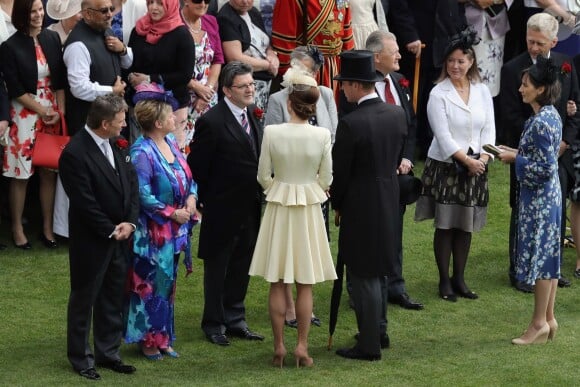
[348,271,387,356]
[67,243,129,371]
[201,213,258,335]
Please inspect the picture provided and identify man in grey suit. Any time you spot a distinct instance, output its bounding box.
[366,30,423,310]
[331,51,407,361]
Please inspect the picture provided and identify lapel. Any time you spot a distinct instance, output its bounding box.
[246,104,262,157]
[110,137,132,197]
[82,130,123,193]
[440,78,470,112]
[222,102,258,160]
[391,73,412,114]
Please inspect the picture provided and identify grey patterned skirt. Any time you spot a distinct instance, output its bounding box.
[570,141,580,202]
[414,158,489,232]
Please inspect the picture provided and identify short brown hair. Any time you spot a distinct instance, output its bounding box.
[86,94,128,129]
[134,100,173,133]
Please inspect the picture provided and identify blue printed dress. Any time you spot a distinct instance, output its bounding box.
[514,105,562,286]
[124,134,197,349]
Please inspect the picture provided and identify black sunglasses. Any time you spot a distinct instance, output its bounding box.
[86,6,115,15]
[191,0,211,4]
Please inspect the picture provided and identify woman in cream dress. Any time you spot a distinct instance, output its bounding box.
[249,67,336,368]
[350,0,388,49]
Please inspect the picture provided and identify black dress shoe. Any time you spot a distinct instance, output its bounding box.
[354,332,390,349]
[78,367,101,380]
[336,347,381,361]
[439,292,457,302]
[226,327,264,341]
[206,333,230,346]
[310,316,321,326]
[513,281,533,293]
[97,360,136,374]
[13,240,32,250]
[450,283,479,300]
[39,233,58,249]
[558,276,571,288]
[284,319,298,329]
[390,293,424,310]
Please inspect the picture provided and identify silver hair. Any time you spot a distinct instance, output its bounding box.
[527,13,559,41]
[365,30,397,52]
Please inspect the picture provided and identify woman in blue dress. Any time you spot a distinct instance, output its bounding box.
[498,56,562,345]
[124,89,198,360]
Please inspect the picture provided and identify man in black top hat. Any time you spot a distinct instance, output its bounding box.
[331,50,407,361]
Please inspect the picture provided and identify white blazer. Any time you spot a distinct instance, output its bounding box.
[426,77,496,162]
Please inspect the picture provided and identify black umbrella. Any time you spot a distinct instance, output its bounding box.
[328,251,344,350]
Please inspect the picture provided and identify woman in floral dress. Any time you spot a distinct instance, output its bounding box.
[0,0,65,249]
[181,0,223,151]
[124,95,198,360]
[498,57,562,345]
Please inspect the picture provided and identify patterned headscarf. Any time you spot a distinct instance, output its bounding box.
[135,0,183,45]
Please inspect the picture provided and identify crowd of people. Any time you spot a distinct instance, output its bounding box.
[0,0,579,380]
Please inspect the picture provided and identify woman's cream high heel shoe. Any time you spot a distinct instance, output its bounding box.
[512,323,550,345]
[294,348,314,368]
[547,319,558,341]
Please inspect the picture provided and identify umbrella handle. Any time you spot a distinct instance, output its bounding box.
[328,336,333,350]
[412,44,426,113]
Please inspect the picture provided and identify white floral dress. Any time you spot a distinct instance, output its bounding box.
[3,44,58,179]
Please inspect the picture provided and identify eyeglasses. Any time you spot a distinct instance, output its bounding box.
[230,82,257,90]
[86,6,115,15]
[191,0,211,4]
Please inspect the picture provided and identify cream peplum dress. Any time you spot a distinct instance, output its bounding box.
[249,123,337,284]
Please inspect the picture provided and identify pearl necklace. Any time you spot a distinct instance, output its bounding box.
[182,12,202,34]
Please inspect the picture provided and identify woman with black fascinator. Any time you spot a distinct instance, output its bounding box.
[498,56,562,345]
[415,26,495,302]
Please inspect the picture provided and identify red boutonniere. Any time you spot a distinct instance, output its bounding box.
[398,77,410,89]
[116,137,129,150]
[561,62,572,76]
[253,107,264,120]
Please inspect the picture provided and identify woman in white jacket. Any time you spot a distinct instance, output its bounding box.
[415,27,496,302]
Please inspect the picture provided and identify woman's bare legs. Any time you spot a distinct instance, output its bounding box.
[38,168,56,240]
[10,178,28,245]
[294,283,313,367]
[269,281,287,366]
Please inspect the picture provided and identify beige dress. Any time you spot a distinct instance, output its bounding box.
[350,0,388,49]
[249,123,337,284]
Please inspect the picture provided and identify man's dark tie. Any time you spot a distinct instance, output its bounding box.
[241,111,251,135]
[384,78,396,105]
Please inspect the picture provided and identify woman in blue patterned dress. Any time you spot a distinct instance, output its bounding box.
[124,95,198,360]
[498,56,562,345]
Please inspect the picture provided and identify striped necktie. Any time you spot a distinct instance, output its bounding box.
[241,111,250,135]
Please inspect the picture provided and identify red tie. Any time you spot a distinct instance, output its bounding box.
[384,78,396,105]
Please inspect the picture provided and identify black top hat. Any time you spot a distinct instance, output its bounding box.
[334,50,384,83]
[398,173,422,205]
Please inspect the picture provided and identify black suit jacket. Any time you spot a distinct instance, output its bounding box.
[187,100,263,259]
[382,0,420,47]
[500,52,580,148]
[338,74,416,163]
[59,129,139,289]
[331,98,407,277]
[0,72,8,122]
[0,29,65,98]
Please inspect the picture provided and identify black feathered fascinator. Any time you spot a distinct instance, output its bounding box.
[444,26,481,58]
[528,56,559,86]
[306,45,324,69]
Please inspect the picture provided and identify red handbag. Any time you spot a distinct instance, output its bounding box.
[32,111,70,170]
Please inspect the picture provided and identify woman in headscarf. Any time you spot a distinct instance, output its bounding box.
[127,0,195,149]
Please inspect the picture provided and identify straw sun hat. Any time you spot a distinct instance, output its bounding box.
[46,0,82,20]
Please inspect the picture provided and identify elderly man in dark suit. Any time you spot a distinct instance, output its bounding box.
[500,12,580,293]
[331,51,407,361]
[366,30,423,311]
[188,61,264,346]
[59,94,139,381]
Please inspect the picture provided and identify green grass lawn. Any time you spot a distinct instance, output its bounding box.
[1,161,578,386]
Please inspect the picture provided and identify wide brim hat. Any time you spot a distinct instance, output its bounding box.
[333,50,384,83]
[132,82,180,111]
[398,173,422,205]
[46,0,82,20]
